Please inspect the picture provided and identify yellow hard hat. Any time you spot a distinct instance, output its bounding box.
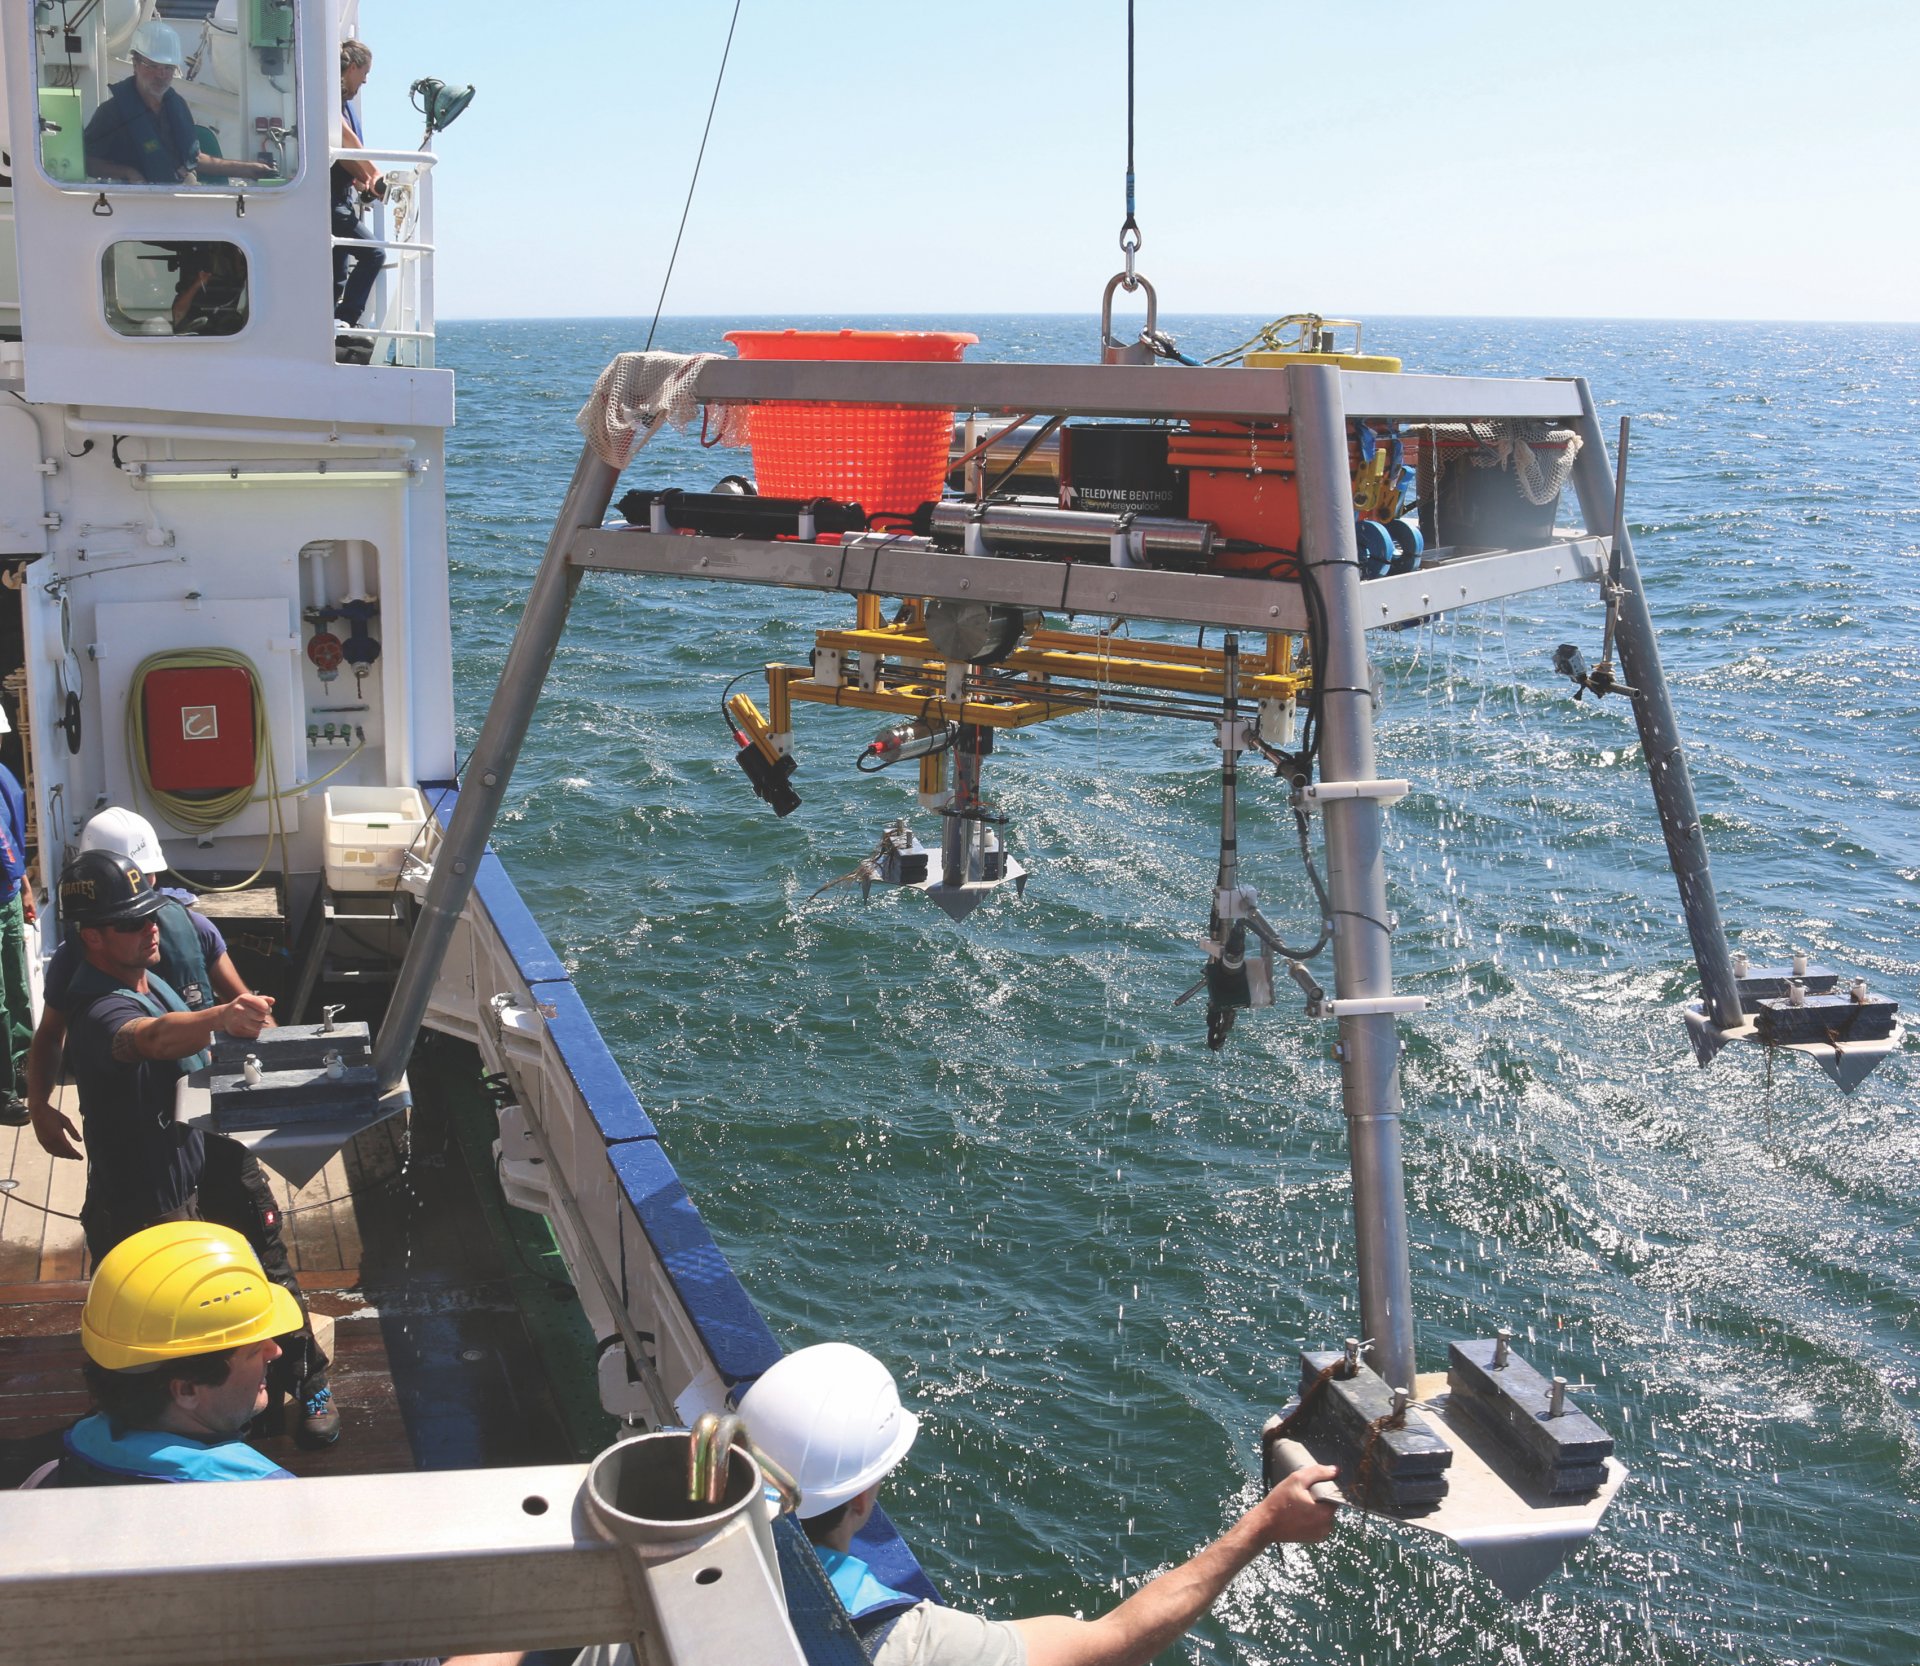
[81,1221,304,1372]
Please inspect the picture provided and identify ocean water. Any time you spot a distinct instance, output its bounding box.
[440,315,1919,1665]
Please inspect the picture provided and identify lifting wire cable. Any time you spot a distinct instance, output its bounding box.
[1119,0,1139,270]
[644,0,744,353]
[1108,3,1195,368]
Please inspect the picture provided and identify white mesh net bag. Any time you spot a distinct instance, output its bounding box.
[574,351,749,471]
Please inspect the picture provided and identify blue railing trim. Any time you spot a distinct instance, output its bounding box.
[426,784,568,982]
[523,976,658,1144]
[607,1139,784,1384]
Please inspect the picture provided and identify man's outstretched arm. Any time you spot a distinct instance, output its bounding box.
[1013,1464,1341,1666]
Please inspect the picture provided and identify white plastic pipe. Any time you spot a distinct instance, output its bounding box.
[302,543,332,612]
[344,540,371,603]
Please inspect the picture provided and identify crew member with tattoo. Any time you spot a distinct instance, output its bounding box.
[53,852,341,1445]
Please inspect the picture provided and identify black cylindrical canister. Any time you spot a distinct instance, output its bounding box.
[1060,423,1187,519]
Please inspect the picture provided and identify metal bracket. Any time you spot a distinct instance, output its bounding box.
[0,1434,810,1665]
[1215,716,1254,754]
[1301,778,1410,809]
[489,992,557,1034]
[493,1102,553,1215]
[1311,994,1429,1020]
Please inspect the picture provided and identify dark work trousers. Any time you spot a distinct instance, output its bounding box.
[332,196,383,326]
[200,1136,329,1397]
[0,891,31,1100]
[81,1135,330,1397]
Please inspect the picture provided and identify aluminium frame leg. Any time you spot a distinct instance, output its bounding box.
[1567,382,1743,1035]
[1291,364,1417,1393]
[374,443,621,1091]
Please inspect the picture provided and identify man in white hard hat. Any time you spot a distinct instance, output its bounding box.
[29,807,264,1152]
[739,1342,1342,1666]
[84,21,204,185]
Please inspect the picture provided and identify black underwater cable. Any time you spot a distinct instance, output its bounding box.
[1239,557,1337,958]
[717,667,757,743]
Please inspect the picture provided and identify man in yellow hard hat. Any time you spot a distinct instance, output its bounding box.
[39,1220,302,1485]
[29,1224,535,1666]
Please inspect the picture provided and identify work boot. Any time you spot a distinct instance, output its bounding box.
[296,1380,341,1448]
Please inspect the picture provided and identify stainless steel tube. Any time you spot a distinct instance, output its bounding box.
[1290,364,1417,1393]
[373,443,620,1091]
[1567,381,1743,1031]
[927,500,1213,566]
[929,501,1117,551]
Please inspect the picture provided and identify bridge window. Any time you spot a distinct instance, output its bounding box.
[37,3,301,191]
[102,241,249,337]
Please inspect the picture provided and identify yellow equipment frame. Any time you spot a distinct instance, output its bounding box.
[755,605,1309,747]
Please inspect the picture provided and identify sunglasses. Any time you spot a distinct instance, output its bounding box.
[104,919,156,935]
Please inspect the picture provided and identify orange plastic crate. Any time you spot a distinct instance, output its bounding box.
[723,329,977,519]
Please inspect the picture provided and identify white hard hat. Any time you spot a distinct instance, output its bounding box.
[79,806,170,875]
[129,20,185,68]
[737,1343,920,1518]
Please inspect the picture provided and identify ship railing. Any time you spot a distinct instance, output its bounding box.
[333,146,440,369]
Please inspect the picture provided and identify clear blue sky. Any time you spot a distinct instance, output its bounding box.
[357,0,1919,323]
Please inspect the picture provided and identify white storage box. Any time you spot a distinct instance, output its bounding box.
[323,786,431,891]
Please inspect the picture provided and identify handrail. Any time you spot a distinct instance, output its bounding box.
[331,237,437,255]
[333,151,439,368]
[334,147,439,169]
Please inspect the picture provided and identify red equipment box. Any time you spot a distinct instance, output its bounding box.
[1167,420,1420,578]
[142,666,256,792]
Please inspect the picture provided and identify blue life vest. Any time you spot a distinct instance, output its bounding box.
[818,1547,919,1622]
[61,1412,294,1484]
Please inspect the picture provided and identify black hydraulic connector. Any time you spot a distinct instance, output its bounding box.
[1552,642,1636,703]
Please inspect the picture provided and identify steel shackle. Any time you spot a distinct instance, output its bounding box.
[1100,270,1159,366]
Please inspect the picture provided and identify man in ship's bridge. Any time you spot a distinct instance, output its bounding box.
[741,1343,1342,1666]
